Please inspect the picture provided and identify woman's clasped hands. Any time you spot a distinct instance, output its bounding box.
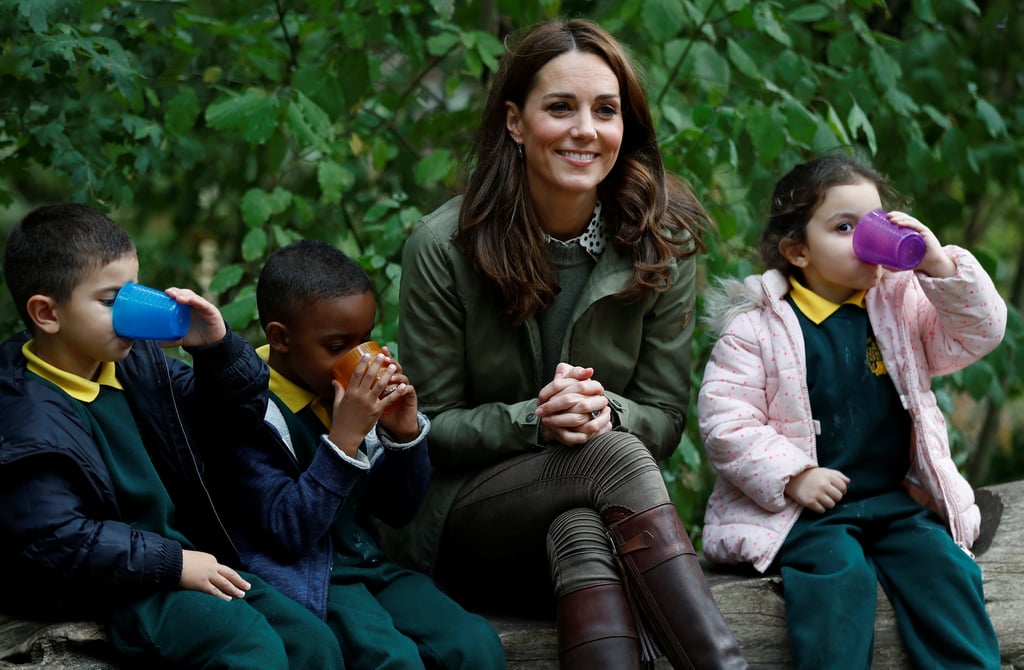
[535,363,613,445]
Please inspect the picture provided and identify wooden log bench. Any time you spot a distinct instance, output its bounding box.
[4,479,1023,669]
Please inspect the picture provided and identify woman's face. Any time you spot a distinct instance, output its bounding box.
[506,51,624,206]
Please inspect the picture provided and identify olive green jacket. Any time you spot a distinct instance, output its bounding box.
[380,196,696,574]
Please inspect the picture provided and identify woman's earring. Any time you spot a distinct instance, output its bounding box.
[516,143,523,159]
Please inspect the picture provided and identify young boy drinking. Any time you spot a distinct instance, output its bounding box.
[0,204,343,669]
[208,239,506,669]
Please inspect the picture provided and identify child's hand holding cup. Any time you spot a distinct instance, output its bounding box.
[332,341,398,414]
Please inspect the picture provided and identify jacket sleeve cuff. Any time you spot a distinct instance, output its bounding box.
[156,538,184,588]
[377,412,430,451]
[320,434,371,470]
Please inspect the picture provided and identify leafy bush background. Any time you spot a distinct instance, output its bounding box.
[2,0,1021,532]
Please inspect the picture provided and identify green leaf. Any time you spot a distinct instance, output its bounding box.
[19,0,58,32]
[675,432,704,472]
[921,104,952,130]
[786,4,831,22]
[205,89,280,144]
[939,127,978,175]
[661,104,690,132]
[430,0,455,22]
[688,42,731,106]
[165,88,201,135]
[471,30,505,71]
[371,135,392,171]
[209,264,245,293]
[753,3,791,47]
[847,101,877,155]
[975,98,1007,138]
[824,103,852,146]
[782,99,818,145]
[883,88,920,116]
[285,98,331,154]
[90,37,139,105]
[912,0,937,23]
[241,187,293,228]
[726,38,761,81]
[826,32,859,68]
[746,107,786,162]
[868,48,901,90]
[963,360,1000,402]
[414,149,453,185]
[691,104,714,128]
[463,45,483,78]
[241,228,267,262]
[121,114,162,145]
[906,135,933,177]
[643,0,686,43]
[317,159,355,204]
[338,50,372,111]
[220,285,258,331]
[426,30,459,56]
[364,199,400,223]
[36,29,93,66]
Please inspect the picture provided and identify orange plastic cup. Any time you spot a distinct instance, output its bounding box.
[331,341,398,414]
[332,341,383,388]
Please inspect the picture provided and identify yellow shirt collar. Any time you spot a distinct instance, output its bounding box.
[22,340,123,402]
[788,276,866,325]
[256,344,331,428]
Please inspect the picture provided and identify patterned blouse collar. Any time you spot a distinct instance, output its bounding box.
[546,201,609,259]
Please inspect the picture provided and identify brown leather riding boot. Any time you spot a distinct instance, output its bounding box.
[604,503,748,670]
[557,582,643,670]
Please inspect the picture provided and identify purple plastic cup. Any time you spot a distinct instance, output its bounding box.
[852,209,925,270]
[112,282,191,340]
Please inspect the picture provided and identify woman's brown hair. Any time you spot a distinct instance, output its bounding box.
[456,18,711,324]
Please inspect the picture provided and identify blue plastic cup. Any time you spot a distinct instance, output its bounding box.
[112,282,191,340]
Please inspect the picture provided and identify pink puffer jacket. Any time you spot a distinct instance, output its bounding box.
[698,247,1006,573]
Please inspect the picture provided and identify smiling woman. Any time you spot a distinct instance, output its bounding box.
[380,18,748,670]
[504,50,623,232]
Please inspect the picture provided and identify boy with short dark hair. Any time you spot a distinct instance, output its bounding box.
[209,239,506,669]
[0,204,343,669]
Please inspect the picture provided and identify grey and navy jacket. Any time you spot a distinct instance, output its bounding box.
[207,391,431,619]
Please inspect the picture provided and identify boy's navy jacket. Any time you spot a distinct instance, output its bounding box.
[0,329,268,620]
[208,403,431,619]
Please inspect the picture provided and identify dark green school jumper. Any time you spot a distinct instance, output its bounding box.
[30,366,343,670]
[775,287,1000,670]
[279,399,506,670]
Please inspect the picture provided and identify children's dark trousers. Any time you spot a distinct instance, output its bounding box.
[325,557,506,669]
[109,571,344,669]
[777,490,1000,670]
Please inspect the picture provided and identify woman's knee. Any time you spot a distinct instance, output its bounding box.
[577,432,667,510]
[551,432,659,487]
[547,508,619,596]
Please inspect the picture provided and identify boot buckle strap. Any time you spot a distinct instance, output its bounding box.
[616,530,654,555]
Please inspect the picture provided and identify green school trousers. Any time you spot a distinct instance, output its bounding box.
[109,571,344,669]
[776,489,1000,670]
[326,556,506,670]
